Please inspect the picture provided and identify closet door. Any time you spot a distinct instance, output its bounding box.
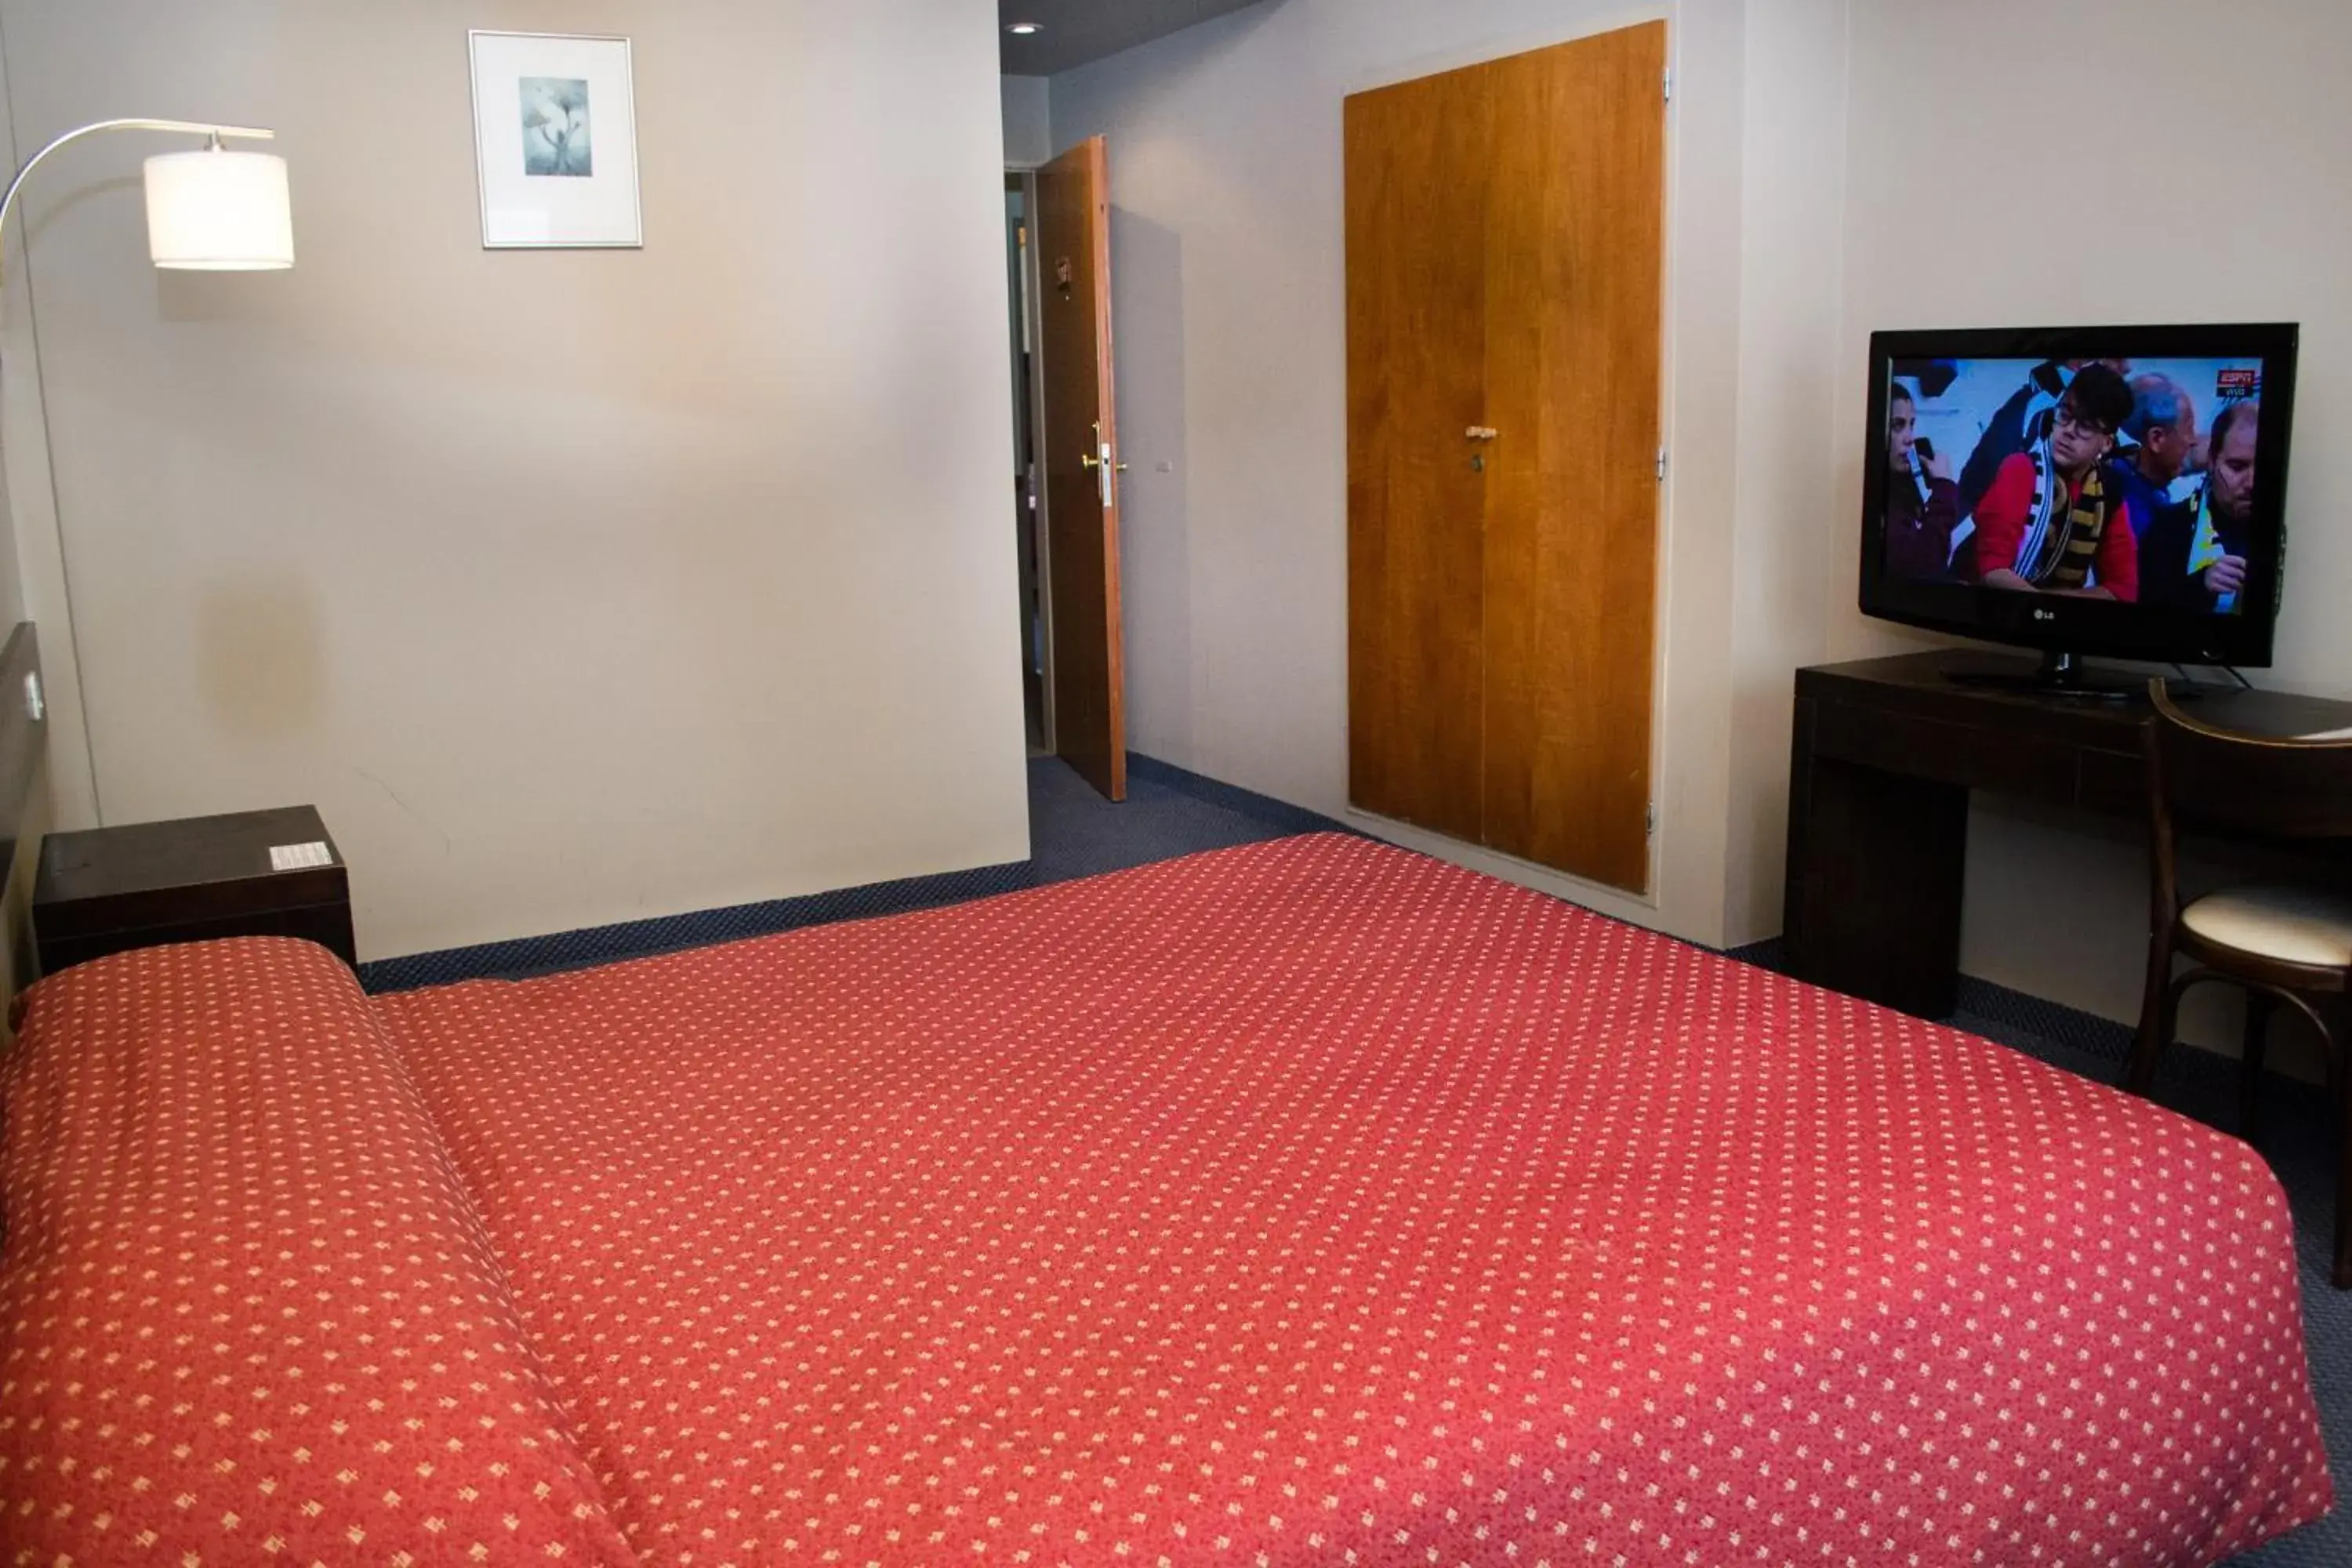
[1345,69,1494,846]
[1477,23,1666,892]
[1345,22,1665,894]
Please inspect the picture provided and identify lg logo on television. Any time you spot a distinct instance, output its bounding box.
[2032,608,2056,622]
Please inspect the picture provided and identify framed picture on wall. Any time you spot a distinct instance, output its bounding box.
[468,31,642,249]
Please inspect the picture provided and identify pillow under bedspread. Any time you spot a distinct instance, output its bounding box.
[0,938,636,1566]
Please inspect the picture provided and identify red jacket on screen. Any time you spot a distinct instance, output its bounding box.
[1965,452,2140,602]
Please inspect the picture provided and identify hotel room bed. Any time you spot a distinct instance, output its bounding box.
[1,833,2332,1566]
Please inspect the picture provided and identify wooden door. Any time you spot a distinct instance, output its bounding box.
[1477,24,1665,891]
[1345,72,1495,846]
[1345,23,1666,893]
[1036,136,1127,802]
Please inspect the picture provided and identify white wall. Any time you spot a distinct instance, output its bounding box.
[1003,74,1053,168]
[0,31,29,630]
[1,0,1031,961]
[1051,0,2352,1041]
[1722,0,1848,942]
[1051,0,1759,946]
[16,0,2322,1012]
[0,20,72,717]
[1826,0,2352,1029]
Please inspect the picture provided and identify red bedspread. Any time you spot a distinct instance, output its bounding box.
[365,833,2331,1567]
[0,940,634,1566]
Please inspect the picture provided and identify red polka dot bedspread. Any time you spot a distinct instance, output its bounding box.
[2,833,2331,1565]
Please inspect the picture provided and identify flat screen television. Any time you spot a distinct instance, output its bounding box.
[1860,324,2298,691]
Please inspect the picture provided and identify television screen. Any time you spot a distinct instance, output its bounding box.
[1861,325,2297,670]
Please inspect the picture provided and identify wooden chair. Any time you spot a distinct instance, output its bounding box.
[2126,681,2352,1287]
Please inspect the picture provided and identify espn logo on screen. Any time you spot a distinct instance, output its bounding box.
[2216,368,2261,398]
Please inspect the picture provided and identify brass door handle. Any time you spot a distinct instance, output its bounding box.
[1082,422,1126,506]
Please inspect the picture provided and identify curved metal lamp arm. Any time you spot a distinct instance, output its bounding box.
[0,118,275,256]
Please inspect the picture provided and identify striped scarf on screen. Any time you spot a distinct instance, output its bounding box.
[2012,446,2114,590]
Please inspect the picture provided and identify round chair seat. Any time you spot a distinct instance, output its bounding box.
[2181,885,2352,968]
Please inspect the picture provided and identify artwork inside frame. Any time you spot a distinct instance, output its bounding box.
[469,31,641,249]
[520,78,593,177]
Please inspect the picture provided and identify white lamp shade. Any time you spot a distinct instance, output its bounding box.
[143,147,293,270]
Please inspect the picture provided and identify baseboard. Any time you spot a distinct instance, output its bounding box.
[361,754,1346,995]
[358,757,2155,1095]
[1725,933,2140,1052]
[1718,933,2303,1100]
[360,858,1034,993]
[1127,753,1356,837]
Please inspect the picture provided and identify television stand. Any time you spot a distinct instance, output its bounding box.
[1941,649,2144,703]
[1784,650,2352,1018]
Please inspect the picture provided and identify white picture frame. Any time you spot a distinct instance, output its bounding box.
[469,30,641,249]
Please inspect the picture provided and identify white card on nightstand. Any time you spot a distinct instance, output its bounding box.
[269,841,333,873]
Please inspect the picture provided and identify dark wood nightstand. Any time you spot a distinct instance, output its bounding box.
[34,805,357,977]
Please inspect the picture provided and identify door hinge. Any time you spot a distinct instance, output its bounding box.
[1662,67,1672,103]
[1655,446,1668,482]
[1646,802,1657,837]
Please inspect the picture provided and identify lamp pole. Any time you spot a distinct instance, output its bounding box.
[0,117,289,826]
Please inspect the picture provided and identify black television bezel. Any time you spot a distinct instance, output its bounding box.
[1860,323,2299,669]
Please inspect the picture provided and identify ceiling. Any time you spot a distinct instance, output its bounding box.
[998,0,1270,76]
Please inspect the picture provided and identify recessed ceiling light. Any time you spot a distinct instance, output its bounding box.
[1006,21,1043,34]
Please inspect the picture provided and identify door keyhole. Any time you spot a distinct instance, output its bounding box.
[1465,425,1497,471]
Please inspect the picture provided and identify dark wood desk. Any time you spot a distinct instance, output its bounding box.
[1784,650,2352,1018]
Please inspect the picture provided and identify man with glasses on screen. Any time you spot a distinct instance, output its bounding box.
[1962,361,2140,601]
[1955,357,2132,521]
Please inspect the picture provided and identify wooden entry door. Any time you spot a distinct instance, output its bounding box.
[1036,136,1127,802]
[1346,22,1666,893]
